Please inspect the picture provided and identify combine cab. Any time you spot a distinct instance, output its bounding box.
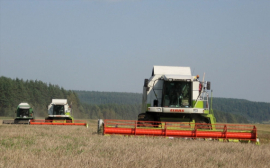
[2,103,34,124]
[98,66,259,144]
[29,99,88,127]
[139,66,214,125]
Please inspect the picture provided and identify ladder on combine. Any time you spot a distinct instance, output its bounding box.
[30,119,88,127]
[98,119,259,144]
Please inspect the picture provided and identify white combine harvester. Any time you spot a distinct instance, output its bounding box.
[29,99,88,127]
[46,99,73,122]
[98,66,259,144]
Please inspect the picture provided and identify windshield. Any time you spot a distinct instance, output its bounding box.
[18,109,29,117]
[162,81,192,108]
[53,105,65,115]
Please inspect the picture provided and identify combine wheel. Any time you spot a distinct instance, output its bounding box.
[45,118,52,123]
[194,117,211,130]
[138,113,151,127]
[137,113,159,127]
[66,119,72,123]
[196,121,211,130]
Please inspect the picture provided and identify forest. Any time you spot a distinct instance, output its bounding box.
[0,77,140,120]
[0,76,84,118]
[75,90,141,105]
[213,98,270,123]
[75,91,251,123]
[1,76,269,123]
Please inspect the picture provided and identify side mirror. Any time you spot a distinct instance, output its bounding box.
[207,81,211,90]
[144,79,149,87]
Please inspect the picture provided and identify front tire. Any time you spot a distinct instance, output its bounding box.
[137,113,159,127]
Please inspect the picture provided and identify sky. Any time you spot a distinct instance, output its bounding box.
[0,0,269,102]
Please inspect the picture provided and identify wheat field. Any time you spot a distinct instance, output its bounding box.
[0,120,270,168]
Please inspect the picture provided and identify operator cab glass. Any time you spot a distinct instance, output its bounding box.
[162,81,192,108]
[53,105,65,115]
[18,109,29,117]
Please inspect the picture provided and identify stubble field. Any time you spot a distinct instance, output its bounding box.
[0,119,270,168]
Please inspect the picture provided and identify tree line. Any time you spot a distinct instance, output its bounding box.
[75,91,257,123]
[1,76,269,123]
[75,90,142,105]
[213,98,270,123]
[82,103,141,120]
[0,76,84,118]
[0,76,140,120]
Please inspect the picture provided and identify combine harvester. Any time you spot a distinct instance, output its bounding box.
[2,103,34,124]
[98,66,259,144]
[30,99,88,127]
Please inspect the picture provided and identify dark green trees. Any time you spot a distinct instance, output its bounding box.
[0,76,82,118]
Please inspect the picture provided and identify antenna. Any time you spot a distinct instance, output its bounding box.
[202,72,205,83]
[202,72,206,91]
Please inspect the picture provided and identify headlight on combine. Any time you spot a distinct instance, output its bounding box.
[193,109,198,113]
[157,108,161,112]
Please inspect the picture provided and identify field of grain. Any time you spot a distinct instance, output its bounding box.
[1,119,270,168]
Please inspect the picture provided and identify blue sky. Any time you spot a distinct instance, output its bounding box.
[0,0,269,102]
